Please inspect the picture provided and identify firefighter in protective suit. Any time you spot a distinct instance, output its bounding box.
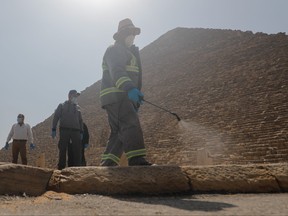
[100,18,152,166]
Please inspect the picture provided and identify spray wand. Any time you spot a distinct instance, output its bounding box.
[142,99,181,121]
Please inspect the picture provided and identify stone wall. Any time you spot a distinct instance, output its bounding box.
[138,28,288,165]
[2,163,288,196]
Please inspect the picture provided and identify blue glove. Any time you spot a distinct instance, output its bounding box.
[30,143,36,150]
[4,142,9,150]
[51,129,56,139]
[84,143,89,149]
[128,88,144,104]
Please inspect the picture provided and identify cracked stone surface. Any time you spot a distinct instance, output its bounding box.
[48,163,288,195]
[0,164,53,196]
[48,166,190,195]
[1,163,288,196]
[182,163,288,193]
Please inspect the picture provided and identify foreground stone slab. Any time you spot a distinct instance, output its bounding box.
[2,163,287,196]
[48,166,190,195]
[266,164,288,192]
[182,163,288,193]
[0,163,53,196]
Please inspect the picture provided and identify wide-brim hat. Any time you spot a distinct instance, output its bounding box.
[113,18,141,40]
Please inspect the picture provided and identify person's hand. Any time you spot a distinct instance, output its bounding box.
[30,143,36,150]
[128,88,144,104]
[51,129,56,139]
[84,143,89,149]
[4,142,9,150]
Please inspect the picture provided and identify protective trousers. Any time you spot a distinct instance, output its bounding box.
[68,142,86,166]
[12,140,27,165]
[101,98,146,165]
[58,128,82,170]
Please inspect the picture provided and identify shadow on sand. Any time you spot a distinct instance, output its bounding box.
[115,195,236,212]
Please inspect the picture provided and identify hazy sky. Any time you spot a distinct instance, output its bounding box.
[1,0,287,148]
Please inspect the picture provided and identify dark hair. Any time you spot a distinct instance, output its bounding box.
[17,114,24,118]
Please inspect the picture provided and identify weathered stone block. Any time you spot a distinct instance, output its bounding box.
[182,164,282,193]
[0,163,53,196]
[48,166,190,195]
[266,163,288,192]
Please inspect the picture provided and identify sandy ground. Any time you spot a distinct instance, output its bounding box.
[0,191,288,216]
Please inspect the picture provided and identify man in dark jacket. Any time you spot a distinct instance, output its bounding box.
[68,122,89,166]
[51,90,83,170]
[100,18,151,166]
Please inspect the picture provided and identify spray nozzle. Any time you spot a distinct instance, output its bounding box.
[143,99,181,121]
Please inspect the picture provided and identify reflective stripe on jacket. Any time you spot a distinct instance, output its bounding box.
[100,42,142,107]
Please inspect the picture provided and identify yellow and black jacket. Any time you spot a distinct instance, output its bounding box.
[100,42,142,107]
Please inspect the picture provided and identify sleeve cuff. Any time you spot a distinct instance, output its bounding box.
[122,83,135,92]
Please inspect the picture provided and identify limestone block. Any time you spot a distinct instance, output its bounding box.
[36,153,46,168]
[196,148,213,165]
[182,164,282,193]
[0,163,53,196]
[266,163,288,192]
[48,166,190,195]
[119,153,128,166]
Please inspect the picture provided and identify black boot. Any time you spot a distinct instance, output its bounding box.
[128,156,152,166]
